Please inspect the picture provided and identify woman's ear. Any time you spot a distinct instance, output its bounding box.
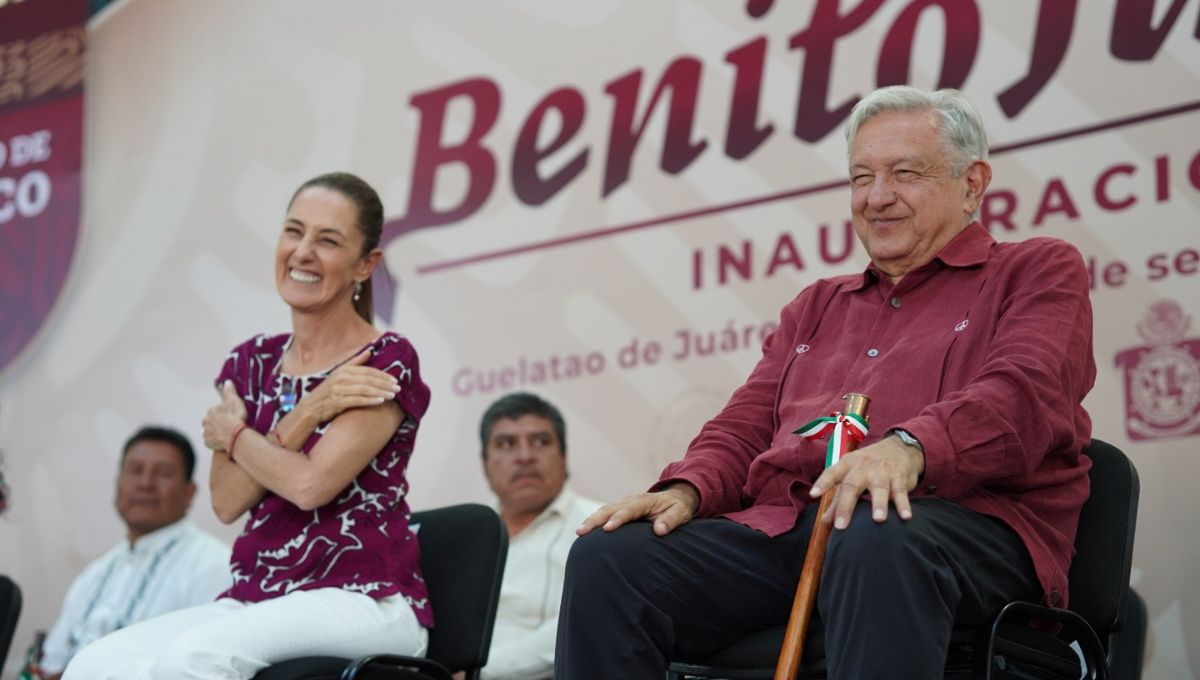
[357,248,384,280]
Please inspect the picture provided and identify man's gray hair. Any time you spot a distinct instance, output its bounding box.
[844,86,989,176]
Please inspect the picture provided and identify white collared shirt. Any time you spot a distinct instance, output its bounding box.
[483,487,601,680]
[40,519,231,673]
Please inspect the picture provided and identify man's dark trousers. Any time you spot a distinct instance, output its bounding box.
[554,498,1040,679]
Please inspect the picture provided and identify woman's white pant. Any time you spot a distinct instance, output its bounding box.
[63,588,428,680]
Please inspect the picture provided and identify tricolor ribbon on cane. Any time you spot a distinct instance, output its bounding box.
[776,394,870,678]
[793,411,869,467]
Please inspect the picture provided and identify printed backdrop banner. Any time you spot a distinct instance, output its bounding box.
[0,0,86,381]
[0,2,1197,678]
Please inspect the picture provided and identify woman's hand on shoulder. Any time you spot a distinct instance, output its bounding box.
[299,349,400,424]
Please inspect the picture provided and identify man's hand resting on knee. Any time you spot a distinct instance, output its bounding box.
[577,483,700,537]
[809,435,925,530]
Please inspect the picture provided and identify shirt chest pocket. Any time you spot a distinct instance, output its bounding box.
[897,325,960,401]
[874,309,979,407]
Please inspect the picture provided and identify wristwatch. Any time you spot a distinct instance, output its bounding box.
[889,428,924,453]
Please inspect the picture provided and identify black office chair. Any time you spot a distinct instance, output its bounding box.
[0,574,22,672]
[1111,588,1147,680]
[667,438,1141,680]
[254,503,508,680]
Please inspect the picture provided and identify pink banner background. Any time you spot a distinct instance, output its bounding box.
[0,2,1197,677]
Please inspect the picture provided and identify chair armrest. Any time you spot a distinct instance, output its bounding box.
[341,653,456,680]
[984,601,1109,680]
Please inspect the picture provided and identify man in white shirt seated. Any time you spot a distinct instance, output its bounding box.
[478,393,601,680]
[40,426,231,679]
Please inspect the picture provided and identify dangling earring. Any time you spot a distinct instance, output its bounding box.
[353,281,362,302]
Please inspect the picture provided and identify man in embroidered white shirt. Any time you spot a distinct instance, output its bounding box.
[475,393,601,680]
[39,426,230,679]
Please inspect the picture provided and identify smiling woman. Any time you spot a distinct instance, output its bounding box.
[275,174,384,324]
[62,173,434,680]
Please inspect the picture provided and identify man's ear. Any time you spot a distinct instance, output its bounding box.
[185,480,197,505]
[963,160,992,216]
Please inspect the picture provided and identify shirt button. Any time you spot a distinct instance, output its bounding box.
[866,348,880,357]
[890,296,901,309]
[926,485,938,494]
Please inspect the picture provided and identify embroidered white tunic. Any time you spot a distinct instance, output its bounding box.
[40,519,231,674]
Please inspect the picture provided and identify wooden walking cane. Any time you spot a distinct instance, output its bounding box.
[773,393,871,680]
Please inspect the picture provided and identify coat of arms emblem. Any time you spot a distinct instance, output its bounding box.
[1114,299,1200,440]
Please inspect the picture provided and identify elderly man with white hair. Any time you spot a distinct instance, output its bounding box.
[554,86,1095,679]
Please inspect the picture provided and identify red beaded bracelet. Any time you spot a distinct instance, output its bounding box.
[228,423,250,460]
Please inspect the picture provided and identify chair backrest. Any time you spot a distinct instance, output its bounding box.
[413,503,508,673]
[0,574,22,671]
[1068,439,1140,640]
